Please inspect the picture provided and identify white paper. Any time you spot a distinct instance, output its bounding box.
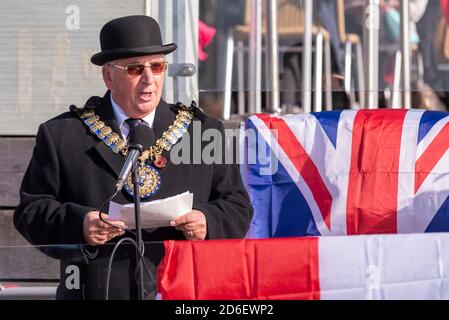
[108,191,193,229]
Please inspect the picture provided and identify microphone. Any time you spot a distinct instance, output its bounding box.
[115,124,155,193]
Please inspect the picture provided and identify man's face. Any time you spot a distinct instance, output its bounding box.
[102,54,166,118]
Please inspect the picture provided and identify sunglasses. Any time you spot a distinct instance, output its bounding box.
[109,61,168,76]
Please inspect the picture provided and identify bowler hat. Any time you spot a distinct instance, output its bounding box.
[91,15,177,66]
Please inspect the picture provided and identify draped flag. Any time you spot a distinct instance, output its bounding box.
[243,109,449,238]
[157,234,449,300]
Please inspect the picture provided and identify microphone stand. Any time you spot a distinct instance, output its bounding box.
[131,151,145,300]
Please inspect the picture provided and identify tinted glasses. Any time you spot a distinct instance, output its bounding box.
[109,61,168,76]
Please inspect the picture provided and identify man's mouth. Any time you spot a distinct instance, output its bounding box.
[139,92,154,100]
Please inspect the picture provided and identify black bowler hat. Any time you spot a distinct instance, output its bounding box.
[91,15,177,66]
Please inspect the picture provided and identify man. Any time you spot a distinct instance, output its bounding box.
[14,15,253,299]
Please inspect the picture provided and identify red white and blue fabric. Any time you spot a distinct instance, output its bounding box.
[157,234,449,300]
[243,109,449,238]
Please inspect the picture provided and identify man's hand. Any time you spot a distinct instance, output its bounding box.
[83,211,127,246]
[170,210,207,240]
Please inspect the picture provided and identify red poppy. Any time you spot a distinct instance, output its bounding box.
[154,155,167,168]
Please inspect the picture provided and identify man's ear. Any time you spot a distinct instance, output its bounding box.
[102,66,113,90]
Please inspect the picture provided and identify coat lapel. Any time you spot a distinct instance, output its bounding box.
[90,91,125,178]
[152,99,176,138]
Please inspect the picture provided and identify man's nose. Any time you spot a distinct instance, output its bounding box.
[140,66,154,84]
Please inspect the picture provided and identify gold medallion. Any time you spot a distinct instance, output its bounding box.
[124,164,161,199]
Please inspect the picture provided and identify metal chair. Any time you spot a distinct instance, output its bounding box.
[223,0,333,119]
[336,0,365,109]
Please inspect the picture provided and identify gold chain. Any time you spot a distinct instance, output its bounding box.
[77,108,193,163]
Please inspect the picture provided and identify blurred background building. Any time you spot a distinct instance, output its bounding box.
[2,0,449,135]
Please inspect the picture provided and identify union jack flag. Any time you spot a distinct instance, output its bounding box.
[243,109,449,237]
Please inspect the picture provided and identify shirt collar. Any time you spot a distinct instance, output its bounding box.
[110,94,155,139]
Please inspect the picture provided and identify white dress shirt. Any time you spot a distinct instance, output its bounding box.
[110,94,155,141]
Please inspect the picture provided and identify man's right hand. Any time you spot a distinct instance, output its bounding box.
[83,211,127,246]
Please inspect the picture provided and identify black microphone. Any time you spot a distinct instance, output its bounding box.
[115,124,155,193]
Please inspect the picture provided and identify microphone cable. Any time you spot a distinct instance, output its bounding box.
[97,192,154,300]
[104,237,155,300]
[98,189,134,236]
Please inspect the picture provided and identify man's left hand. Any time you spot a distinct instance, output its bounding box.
[170,210,207,240]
